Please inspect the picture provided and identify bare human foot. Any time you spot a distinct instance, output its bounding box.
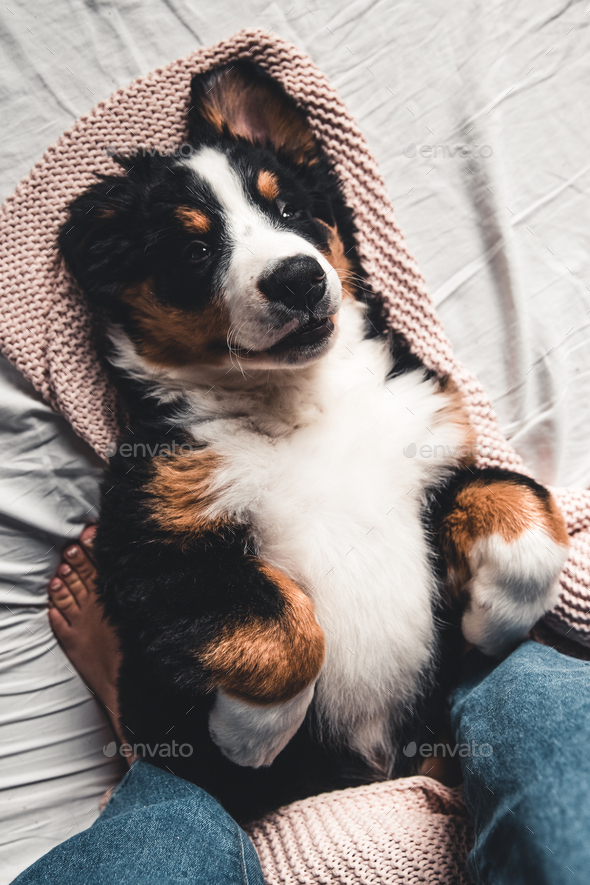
[48,525,124,746]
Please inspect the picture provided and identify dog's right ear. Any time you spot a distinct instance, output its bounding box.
[188,62,319,166]
[58,158,145,305]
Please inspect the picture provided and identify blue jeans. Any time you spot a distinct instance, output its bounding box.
[11,758,264,884]
[12,641,590,884]
[450,641,590,883]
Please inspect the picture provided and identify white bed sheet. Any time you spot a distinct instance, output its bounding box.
[1,0,589,879]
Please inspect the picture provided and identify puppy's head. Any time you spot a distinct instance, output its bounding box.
[59,62,361,372]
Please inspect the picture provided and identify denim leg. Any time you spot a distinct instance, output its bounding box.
[449,641,590,884]
[11,760,265,885]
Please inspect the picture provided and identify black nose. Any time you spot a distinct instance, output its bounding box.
[259,256,326,311]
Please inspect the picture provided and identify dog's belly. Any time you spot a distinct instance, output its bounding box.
[191,343,466,762]
[263,476,437,763]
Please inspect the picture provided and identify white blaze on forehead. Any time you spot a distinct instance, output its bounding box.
[186,147,252,221]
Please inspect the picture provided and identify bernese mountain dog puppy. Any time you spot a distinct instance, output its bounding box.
[58,62,569,823]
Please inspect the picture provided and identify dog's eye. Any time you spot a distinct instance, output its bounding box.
[183,241,211,264]
[280,203,297,220]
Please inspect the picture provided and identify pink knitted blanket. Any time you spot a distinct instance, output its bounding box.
[246,777,474,884]
[3,28,590,882]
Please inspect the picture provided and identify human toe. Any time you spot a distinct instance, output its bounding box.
[64,543,97,591]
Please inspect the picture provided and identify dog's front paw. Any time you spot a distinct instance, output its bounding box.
[208,684,315,768]
[462,528,568,657]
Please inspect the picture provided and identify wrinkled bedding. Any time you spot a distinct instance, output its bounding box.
[1,0,589,879]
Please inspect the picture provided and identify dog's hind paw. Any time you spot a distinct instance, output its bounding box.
[208,683,315,768]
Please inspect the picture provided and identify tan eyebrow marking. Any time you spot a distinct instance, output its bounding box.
[175,207,211,234]
[257,170,279,202]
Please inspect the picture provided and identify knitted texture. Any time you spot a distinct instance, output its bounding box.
[245,777,474,884]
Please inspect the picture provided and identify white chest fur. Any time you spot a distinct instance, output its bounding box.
[183,302,468,765]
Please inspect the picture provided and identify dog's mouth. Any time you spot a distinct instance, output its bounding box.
[267,315,335,354]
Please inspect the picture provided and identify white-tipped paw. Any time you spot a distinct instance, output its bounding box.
[208,683,315,768]
[462,529,568,658]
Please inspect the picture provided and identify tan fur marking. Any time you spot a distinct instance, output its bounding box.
[544,494,570,547]
[198,69,318,165]
[149,448,227,536]
[433,376,474,466]
[122,282,230,367]
[441,479,569,597]
[175,207,211,234]
[314,219,357,298]
[200,564,325,705]
[257,170,279,202]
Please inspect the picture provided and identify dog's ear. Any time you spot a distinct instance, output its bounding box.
[188,61,319,165]
[58,157,148,305]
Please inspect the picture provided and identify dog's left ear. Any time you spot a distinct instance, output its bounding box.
[188,61,319,165]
